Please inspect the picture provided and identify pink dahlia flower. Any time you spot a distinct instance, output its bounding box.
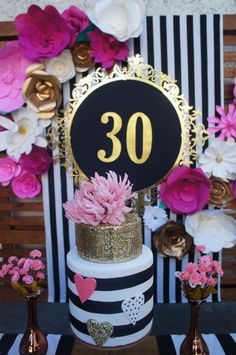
[15,5,72,60]
[63,171,133,226]
[11,171,41,199]
[19,146,52,175]
[0,41,33,112]
[0,156,21,187]
[207,104,236,140]
[87,29,129,69]
[62,5,89,46]
[160,166,211,215]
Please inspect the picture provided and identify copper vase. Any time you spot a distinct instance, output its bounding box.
[180,300,209,355]
[19,289,48,355]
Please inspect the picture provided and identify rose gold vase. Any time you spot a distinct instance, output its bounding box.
[180,300,209,355]
[19,289,48,355]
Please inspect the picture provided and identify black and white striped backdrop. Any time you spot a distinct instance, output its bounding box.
[42,15,223,303]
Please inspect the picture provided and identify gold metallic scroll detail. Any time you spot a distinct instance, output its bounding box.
[76,213,142,263]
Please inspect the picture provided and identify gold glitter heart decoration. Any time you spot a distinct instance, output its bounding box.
[87,319,113,347]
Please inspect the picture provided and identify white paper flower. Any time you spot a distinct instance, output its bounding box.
[143,205,168,232]
[85,0,146,42]
[0,106,50,160]
[185,210,236,253]
[45,49,76,84]
[199,138,236,180]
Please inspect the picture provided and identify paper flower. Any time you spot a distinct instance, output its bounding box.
[71,42,94,72]
[199,138,236,180]
[63,171,133,226]
[62,5,90,46]
[160,166,211,215]
[85,0,145,41]
[15,5,72,60]
[45,49,76,83]
[208,177,233,207]
[11,171,41,198]
[22,63,61,119]
[0,156,21,186]
[207,104,236,140]
[233,180,236,200]
[142,205,168,232]
[88,28,129,69]
[0,41,33,113]
[185,210,236,253]
[19,146,52,175]
[0,106,50,160]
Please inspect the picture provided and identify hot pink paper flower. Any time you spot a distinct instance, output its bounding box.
[11,171,41,199]
[0,41,33,112]
[62,5,89,46]
[0,156,21,187]
[87,28,129,68]
[160,166,210,215]
[19,146,52,175]
[207,104,236,140]
[15,5,72,60]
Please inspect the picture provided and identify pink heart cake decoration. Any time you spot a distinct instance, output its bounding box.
[74,274,97,303]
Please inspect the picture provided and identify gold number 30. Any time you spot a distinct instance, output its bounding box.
[97,112,153,164]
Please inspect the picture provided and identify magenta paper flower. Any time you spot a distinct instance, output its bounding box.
[160,166,211,215]
[233,180,236,199]
[11,171,41,199]
[15,5,72,60]
[0,41,33,113]
[63,171,133,226]
[87,29,129,69]
[0,156,21,186]
[62,5,89,46]
[207,104,236,140]
[19,146,52,175]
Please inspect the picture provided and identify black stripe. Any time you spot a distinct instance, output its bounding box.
[151,231,157,303]
[200,15,209,139]
[187,16,195,109]
[67,264,153,291]
[163,257,170,303]
[156,335,177,355]
[173,16,182,91]
[175,259,182,303]
[0,334,17,355]
[146,17,154,67]
[160,16,168,73]
[133,37,140,56]
[69,310,153,337]
[214,15,222,109]
[55,335,75,355]
[69,286,153,314]
[212,252,220,302]
[216,334,236,355]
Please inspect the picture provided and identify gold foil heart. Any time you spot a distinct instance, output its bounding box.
[87,319,113,347]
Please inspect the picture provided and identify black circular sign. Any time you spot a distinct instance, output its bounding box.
[69,78,183,191]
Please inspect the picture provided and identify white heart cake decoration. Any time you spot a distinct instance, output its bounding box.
[121,293,144,325]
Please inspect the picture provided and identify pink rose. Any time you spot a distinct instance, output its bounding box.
[196,245,206,253]
[189,272,202,285]
[8,256,18,264]
[198,263,213,273]
[213,261,224,276]
[23,275,34,285]
[29,249,42,259]
[15,5,72,60]
[31,260,43,271]
[179,271,190,281]
[23,258,32,271]
[62,6,89,46]
[19,147,52,175]
[207,277,216,285]
[160,166,211,215]
[199,255,213,265]
[11,171,41,199]
[11,271,20,283]
[0,41,33,112]
[185,262,198,274]
[0,156,21,187]
[0,264,9,276]
[19,267,29,276]
[87,29,129,69]
[17,258,26,266]
[36,271,45,280]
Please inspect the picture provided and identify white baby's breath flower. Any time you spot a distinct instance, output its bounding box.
[0,106,50,160]
[199,138,236,180]
[45,49,76,84]
[185,210,236,253]
[143,205,168,232]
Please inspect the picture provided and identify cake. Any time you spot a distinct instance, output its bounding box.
[64,172,154,348]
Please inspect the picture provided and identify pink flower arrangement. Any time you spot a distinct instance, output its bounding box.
[15,5,72,60]
[87,28,129,69]
[207,104,236,140]
[62,5,90,46]
[0,249,45,296]
[63,171,133,226]
[160,166,211,215]
[176,245,224,300]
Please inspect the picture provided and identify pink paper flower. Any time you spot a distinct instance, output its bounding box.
[233,180,236,199]
[160,166,210,215]
[22,275,34,285]
[0,156,21,187]
[11,171,41,199]
[11,271,20,283]
[15,5,72,60]
[87,28,129,69]
[207,104,236,140]
[19,146,52,175]
[29,249,42,259]
[31,260,43,271]
[0,41,33,112]
[62,5,89,46]
[185,262,198,274]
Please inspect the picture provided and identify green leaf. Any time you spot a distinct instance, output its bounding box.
[76,23,96,43]
[159,200,167,209]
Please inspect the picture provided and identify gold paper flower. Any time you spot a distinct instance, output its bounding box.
[71,42,94,72]
[153,220,192,260]
[22,63,62,119]
[208,177,233,207]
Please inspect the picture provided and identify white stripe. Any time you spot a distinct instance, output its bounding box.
[180,16,189,103]
[207,15,216,119]
[153,16,162,70]
[140,17,148,64]
[46,334,61,355]
[0,333,3,340]
[230,333,236,342]
[202,334,225,355]
[157,253,164,302]
[166,16,175,78]
[169,258,176,303]
[219,15,224,106]
[6,334,22,355]
[144,226,152,249]
[171,334,186,353]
